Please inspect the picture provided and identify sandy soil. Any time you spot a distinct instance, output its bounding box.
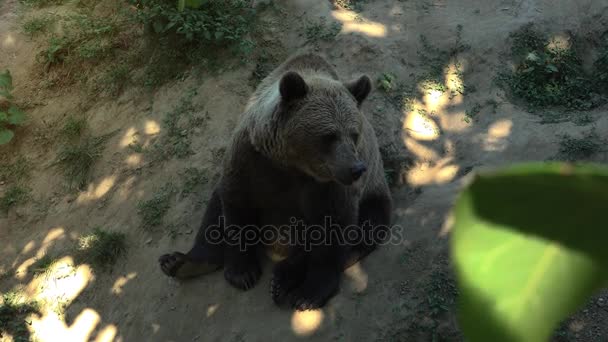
[2,0,608,341]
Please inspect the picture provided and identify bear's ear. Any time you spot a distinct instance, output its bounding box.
[279,71,308,102]
[345,75,372,106]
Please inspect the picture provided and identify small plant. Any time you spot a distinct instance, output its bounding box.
[180,167,208,196]
[22,15,55,37]
[19,0,64,7]
[498,24,606,110]
[31,255,58,276]
[60,116,87,140]
[557,130,605,162]
[1,185,31,213]
[303,17,342,44]
[334,0,367,12]
[55,134,112,189]
[102,63,131,96]
[147,90,208,161]
[463,103,482,123]
[0,70,26,145]
[377,73,396,92]
[77,227,127,271]
[0,156,30,183]
[137,184,175,228]
[132,0,255,49]
[0,291,40,342]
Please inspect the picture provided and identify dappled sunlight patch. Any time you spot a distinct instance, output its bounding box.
[331,10,386,37]
[119,127,139,148]
[125,153,142,167]
[111,272,137,295]
[403,137,441,161]
[30,308,111,342]
[406,159,460,186]
[291,309,324,337]
[444,62,467,101]
[547,34,571,51]
[14,228,66,277]
[207,303,220,317]
[21,240,36,255]
[115,176,137,201]
[77,176,117,203]
[94,324,118,342]
[484,119,513,152]
[144,120,161,135]
[15,257,37,280]
[26,256,93,308]
[344,262,368,293]
[2,33,16,48]
[403,105,441,141]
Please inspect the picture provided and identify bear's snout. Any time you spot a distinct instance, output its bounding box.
[350,162,367,182]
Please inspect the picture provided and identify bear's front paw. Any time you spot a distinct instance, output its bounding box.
[224,255,261,291]
[288,268,340,311]
[270,256,307,306]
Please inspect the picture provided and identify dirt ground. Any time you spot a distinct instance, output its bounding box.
[2,0,608,341]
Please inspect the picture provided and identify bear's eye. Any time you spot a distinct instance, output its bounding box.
[351,133,360,144]
[321,132,339,145]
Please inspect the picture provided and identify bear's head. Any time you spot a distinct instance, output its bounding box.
[277,71,372,186]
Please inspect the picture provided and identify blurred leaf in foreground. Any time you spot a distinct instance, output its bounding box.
[451,163,608,342]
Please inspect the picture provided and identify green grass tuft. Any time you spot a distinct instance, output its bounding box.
[1,185,31,213]
[77,227,127,271]
[0,156,30,183]
[60,116,87,141]
[557,130,605,162]
[137,184,175,228]
[30,255,58,276]
[0,291,40,342]
[303,17,342,45]
[22,15,55,37]
[55,134,112,189]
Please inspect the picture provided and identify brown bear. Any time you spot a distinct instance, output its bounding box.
[159,52,392,310]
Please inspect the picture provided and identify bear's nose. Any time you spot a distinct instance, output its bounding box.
[350,162,367,181]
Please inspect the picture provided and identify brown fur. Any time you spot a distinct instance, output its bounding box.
[159,52,392,310]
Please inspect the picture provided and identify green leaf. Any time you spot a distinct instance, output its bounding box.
[7,106,25,125]
[185,0,204,8]
[0,112,7,122]
[0,128,14,145]
[177,0,185,11]
[546,64,559,73]
[451,163,608,342]
[0,69,12,90]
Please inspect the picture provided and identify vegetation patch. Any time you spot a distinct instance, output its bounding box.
[0,156,31,183]
[179,167,208,197]
[30,254,59,276]
[147,90,208,161]
[302,17,342,45]
[0,292,40,342]
[137,183,175,228]
[76,227,127,271]
[556,130,605,162]
[498,24,608,110]
[1,185,31,214]
[22,14,55,37]
[130,0,256,87]
[0,70,27,145]
[55,132,113,189]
